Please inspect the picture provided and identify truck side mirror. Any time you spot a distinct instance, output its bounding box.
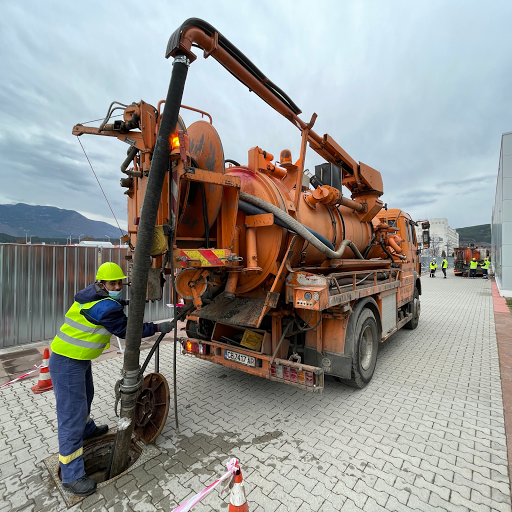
[422,231,430,248]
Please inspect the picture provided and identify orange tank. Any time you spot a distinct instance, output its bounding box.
[224,164,373,294]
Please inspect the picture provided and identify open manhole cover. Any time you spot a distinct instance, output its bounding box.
[134,372,170,443]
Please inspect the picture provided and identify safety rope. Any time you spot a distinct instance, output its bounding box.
[76,137,125,237]
[79,114,123,125]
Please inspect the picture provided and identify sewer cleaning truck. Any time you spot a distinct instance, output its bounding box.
[73,18,424,394]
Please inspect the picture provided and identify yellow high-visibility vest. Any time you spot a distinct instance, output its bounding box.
[51,299,113,360]
[482,260,490,270]
[470,261,478,269]
[442,259,448,268]
[430,262,437,269]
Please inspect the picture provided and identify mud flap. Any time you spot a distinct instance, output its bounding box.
[304,348,352,379]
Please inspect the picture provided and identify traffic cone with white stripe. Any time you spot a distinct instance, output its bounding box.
[31,348,53,394]
[228,466,249,512]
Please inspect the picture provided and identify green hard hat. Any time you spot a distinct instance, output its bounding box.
[96,262,127,281]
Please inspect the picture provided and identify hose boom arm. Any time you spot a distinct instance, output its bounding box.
[165,18,382,197]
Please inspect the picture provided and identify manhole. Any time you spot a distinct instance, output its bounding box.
[44,428,159,507]
[44,373,171,507]
[58,432,141,484]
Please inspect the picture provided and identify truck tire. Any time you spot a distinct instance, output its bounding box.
[347,308,379,388]
[404,288,420,330]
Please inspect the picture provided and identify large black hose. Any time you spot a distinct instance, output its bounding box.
[239,192,364,259]
[238,200,335,251]
[109,55,190,479]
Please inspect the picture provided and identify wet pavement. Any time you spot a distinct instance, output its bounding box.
[0,273,510,511]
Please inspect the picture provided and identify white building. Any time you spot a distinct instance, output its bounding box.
[492,131,512,297]
[415,218,459,257]
[74,241,128,248]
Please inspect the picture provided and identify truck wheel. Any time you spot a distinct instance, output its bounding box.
[349,309,379,388]
[404,288,420,330]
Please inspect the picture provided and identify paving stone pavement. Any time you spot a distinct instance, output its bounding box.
[0,272,510,511]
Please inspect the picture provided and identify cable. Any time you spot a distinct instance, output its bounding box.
[76,137,125,236]
[296,314,323,331]
[99,101,130,130]
[332,273,373,291]
[270,322,294,364]
[80,114,123,125]
[336,206,346,241]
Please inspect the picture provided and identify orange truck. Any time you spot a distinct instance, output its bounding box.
[454,246,490,277]
[73,18,423,392]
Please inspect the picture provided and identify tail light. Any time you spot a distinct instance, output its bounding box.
[270,363,316,387]
[184,341,209,355]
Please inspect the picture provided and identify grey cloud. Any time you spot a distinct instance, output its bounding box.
[439,174,496,188]
[1,0,511,230]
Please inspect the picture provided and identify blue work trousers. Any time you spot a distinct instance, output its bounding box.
[49,352,97,483]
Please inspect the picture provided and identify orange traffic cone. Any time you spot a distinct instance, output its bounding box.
[228,467,249,512]
[31,348,53,394]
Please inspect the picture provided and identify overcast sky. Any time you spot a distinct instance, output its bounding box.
[1,1,511,231]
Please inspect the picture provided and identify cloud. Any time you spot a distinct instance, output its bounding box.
[1,0,511,231]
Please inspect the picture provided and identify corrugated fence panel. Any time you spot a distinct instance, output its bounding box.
[0,244,174,348]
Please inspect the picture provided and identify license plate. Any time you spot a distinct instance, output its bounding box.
[224,350,256,367]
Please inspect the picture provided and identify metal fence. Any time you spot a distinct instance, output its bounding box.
[0,244,173,348]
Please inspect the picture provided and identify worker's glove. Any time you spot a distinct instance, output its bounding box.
[157,321,173,334]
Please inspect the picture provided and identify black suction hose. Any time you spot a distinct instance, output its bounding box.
[109,55,190,479]
[238,200,335,251]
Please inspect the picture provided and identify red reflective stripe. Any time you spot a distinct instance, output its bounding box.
[203,250,224,266]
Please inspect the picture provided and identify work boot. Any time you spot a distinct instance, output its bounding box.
[63,475,97,496]
[84,424,109,441]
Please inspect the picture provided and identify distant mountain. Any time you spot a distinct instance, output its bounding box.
[0,204,122,239]
[456,224,491,246]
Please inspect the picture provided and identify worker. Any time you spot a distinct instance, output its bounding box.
[429,259,437,278]
[481,257,490,279]
[441,257,448,279]
[469,257,478,279]
[49,262,173,497]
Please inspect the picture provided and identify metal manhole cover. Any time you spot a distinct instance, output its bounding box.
[134,372,170,444]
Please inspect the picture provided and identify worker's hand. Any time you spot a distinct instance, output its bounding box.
[157,321,173,334]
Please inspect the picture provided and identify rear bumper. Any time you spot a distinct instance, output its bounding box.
[181,337,324,392]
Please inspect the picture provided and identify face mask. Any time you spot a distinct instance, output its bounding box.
[108,290,122,301]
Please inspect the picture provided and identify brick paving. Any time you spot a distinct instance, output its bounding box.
[0,272,510,511]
